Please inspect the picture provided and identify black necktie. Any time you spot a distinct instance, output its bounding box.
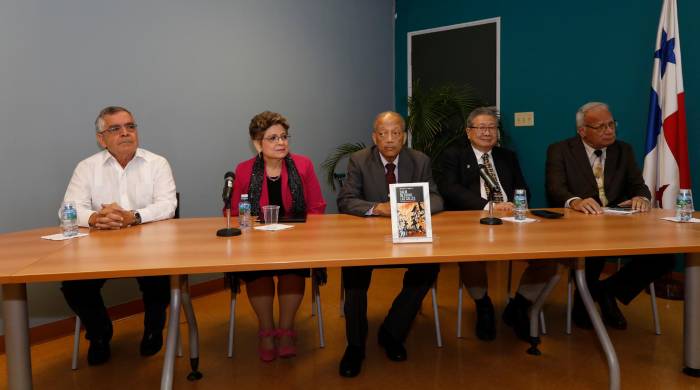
[385,163,396,185]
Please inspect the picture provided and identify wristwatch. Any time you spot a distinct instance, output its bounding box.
[132,211,142,226]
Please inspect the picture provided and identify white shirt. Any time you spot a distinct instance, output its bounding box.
[564,142,607,208]
[61,148,177,227]
[471,146,508,210]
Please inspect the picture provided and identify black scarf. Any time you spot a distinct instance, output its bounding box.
[248,153,306,216]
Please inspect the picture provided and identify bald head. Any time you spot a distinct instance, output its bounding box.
[372,111,406,162]
[373,111,405,132]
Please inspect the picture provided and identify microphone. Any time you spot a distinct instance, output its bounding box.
[477,164,503,226]
[222,171,235,206]
[217,171,241,237]
[478,164,500,193]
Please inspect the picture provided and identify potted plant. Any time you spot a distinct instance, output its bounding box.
[322,83,486,190]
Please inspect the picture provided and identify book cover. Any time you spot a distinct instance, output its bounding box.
[389,182,433,243]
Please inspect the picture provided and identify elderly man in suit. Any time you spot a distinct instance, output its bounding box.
[336,111,443,377]
[546,101,674,329]
[439,106,558,342]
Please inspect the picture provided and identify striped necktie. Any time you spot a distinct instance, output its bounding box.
[482,153,504,203]
[593,149,608,206]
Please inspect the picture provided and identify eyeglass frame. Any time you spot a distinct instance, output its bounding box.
[99,123,138,135]
[261,134,291,143]
[468,125,498,134]
[584,120,618,132]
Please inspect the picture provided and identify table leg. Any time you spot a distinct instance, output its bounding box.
[573,257,620,390]
[2,283,32,390]
[684,253,700,377]
[160,276,182,390]
[526,264,561,355]
[180,277,202,381]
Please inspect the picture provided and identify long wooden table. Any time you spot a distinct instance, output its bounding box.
[2,209,700,390]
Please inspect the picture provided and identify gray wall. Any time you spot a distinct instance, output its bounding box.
[0,0,394,330]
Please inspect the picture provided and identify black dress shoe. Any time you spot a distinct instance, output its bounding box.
[502,293,532,341]
[572,292,593,329]
[598,290,627,330]
[475,295,496,341]
[140,330,163,356]
[377,326,407,361]
[87,339,111,366]
[339,345,365,378]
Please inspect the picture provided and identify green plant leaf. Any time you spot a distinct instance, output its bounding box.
[321,142,366,191]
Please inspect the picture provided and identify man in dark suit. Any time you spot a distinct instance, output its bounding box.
[439,107,558,341]
[336,111,443,377]
[546,101,674,329]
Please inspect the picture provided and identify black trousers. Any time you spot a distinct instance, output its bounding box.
[342,263,439,349]
[586,254,675,305]
[61,276,170,342]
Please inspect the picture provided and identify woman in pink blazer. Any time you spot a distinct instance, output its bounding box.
[226,111,326,362]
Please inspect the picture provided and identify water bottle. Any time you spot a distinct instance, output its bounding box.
[61,201,79,237]
[676,189,694,222]
[513,189,528,221]
[238,194,252,230]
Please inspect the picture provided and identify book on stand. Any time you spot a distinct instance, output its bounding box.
[389,182,433,243]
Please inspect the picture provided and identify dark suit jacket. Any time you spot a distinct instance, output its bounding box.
[545,136,650,207]
[337,145,444,216]
[438,141,529,210]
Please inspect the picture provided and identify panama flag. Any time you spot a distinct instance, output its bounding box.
[643,0,690,209]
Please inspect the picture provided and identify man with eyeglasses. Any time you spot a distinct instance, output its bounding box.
[438,106,558,342]
[336,111,443,377]
[59,106,177,365]
[546,101,674,330]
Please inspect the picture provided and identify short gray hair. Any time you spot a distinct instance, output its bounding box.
[466,106,500,128]
[95,106,133,133]
[575,102,609,128]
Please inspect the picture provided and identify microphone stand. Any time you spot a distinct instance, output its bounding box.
[217,200,241,237]
[480,190,503,225]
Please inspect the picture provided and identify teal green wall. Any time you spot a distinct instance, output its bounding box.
[396,0,700,208]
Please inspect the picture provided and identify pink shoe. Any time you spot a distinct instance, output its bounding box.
[258,329,277,362]
[276,328,297,358]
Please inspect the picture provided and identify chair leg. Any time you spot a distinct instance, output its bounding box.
[177,330,183,357]
[311,275,317,317]
[506,261,513,305]
[457,277,463,338]
[566,270,574,335]
[539,310,547,335]
[650,282,661,335]
[227,288,237,358]
[339,277,345,317]
[71,317,81,370]
[431,286,442,347]
[313,279,326,348]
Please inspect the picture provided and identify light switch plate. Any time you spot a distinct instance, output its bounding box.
[514,112,534,127]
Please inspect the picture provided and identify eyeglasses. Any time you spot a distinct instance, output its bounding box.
[100,123,138,135]
[374,130,403,139]
[262,134,291,143]
[584,121,617,132]
[469,125,498,134]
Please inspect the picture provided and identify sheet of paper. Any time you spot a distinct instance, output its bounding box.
[41,232,89,241]
[253,224,294,231]
[661,217,700,223]
[603,208,639,215]
[501,217,538,223]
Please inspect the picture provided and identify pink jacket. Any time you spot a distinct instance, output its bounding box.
[225,153,326,216]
